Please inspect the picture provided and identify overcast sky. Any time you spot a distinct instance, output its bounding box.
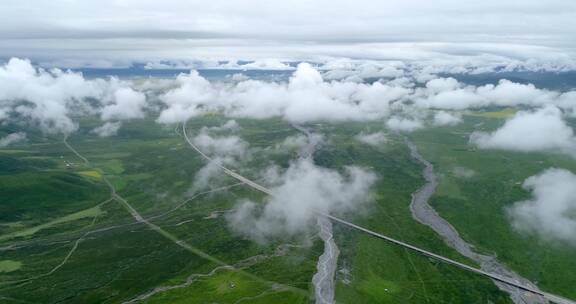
[1,0,575,66]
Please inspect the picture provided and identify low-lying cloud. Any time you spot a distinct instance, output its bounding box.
[432,111,462,126]
[418,79,558,110]
[92,121,122,137]
[0,58,149,134]
[386,116,424,132]
[192,131,248,160]
[0,132,26,147]
[470,106,576,156]
[190,123,250,191]
[354,131,387,146]
[0,58,101,134]
[101,87,147,121]
[150,63,576,135]
[157,63,412,124]
[507,168,576,245]
[2,57,576,153]
[156,71,214,124]
[276,134,309,151]
[227,158,377,242]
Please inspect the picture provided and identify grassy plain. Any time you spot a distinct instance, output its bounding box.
[1,113,571,303]
[0,117,315,303]
[313,121,510,303]
[409,114,576,299]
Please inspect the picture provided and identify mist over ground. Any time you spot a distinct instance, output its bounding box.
[2,56,576,245]
[3,2,576,303]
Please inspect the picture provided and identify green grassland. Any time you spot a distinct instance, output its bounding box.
[0,117,314,303]
[0,260,22,273]
[409,114,576,300]
[465,107,517,118]
[313,121,510,303]
[0,113,571,303]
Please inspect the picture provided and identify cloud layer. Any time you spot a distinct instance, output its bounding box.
[1,58,576,154]
[470,106,576,156]
[508,168,576,245]
[1,1,576,68]
[432,111,462,126]
[0,58,149,134]
[154,63,576,128]
[0,58,101,133]
[92,122,122,137]
[156,63,409,123]
[101,87,146,121]
[354,131,387,146]
[190,123,250,191]
[227,158,377,242]
[0,132,26,147]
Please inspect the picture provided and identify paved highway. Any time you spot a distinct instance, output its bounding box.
[182,121,576,304]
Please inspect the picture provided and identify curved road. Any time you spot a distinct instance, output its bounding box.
[64,135,307,302]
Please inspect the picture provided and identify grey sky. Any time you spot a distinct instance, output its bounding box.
[1,0,575,65]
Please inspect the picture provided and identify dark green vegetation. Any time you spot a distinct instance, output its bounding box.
[410,114,576,300]
[0,113,571,303]
[314,122,511,303]
[0,117,317,303]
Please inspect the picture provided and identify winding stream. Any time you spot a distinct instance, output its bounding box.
[405,138,546,304]
[312,216,340,304]
[291,124,339,304]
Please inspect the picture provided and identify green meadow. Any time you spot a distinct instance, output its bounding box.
[0,114,573,303]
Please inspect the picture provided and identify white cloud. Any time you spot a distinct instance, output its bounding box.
[157,63,410,124]
[227,158,377,241]
[0,107,8,122]
[0,58,150,134]
[507,168,576,245]
[0,58,102,134]
[92,121,122,137]
[417,78,563,111]
[189,124,250,191]
[432,111,462,126]
[322,59,405,81]
[101,87,147,121]
[386,116,423,132]
[2,1,576,68]
[157,71,215,123]
[154,64,576,128]
[130,65,576,130]
[275,132,325,160]
[425,77,461,94]
[476,80,557,107]
[276,134,309,151]
[145,59,294,71]
[421,88,486,110]
[191,157,229,192]
[192,132,248,160]
[233,59,292,70]
[3,58,576,139]
[470,106,576,156]
[354,131,387,146]
[202,120,240,133]
[230,73,250,82]
[0,132,26,147]
[555,91,576,117]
